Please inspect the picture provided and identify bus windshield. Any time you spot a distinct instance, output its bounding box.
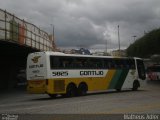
[136,59,146,80]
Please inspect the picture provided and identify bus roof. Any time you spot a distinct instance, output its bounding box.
[30,51,141,60]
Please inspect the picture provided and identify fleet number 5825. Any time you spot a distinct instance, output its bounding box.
[52,71,68,76]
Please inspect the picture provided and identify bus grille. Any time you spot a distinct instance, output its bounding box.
[54,80,65,92]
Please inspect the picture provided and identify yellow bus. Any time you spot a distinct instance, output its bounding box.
[27,51,146,97]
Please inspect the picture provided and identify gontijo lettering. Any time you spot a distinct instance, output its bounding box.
[80,71,103,76]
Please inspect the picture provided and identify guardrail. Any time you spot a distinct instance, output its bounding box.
[0,8,53,51]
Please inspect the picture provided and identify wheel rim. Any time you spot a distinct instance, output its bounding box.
[133,82,138,90]
[66,85,76,97]
[78,84,87,96]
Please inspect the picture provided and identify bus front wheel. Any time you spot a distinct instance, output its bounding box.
[48,94,57,98]
[132,80,140,91]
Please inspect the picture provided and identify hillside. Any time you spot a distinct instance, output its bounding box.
[127,28,160,58]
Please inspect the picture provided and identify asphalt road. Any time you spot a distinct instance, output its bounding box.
[0,80,160,115]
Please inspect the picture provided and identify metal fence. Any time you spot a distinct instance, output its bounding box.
[0,8,53,51]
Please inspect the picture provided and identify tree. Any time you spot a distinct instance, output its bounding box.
[127,28,160,58]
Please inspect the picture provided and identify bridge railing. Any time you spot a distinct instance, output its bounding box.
[0,9,53,51]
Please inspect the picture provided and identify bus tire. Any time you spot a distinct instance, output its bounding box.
[66,83,77,97]
[78,83,88,96]
[116,89,121,92]
[132,80,140,91]
[48,94,57,98]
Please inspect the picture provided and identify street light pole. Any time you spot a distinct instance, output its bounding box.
[118,25,120,51]
[50,24,56,51]
[50,24,54,41]
[132,35,137,42]
[106,39,107,53]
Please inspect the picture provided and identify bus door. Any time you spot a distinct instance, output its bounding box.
[136,59,146,80]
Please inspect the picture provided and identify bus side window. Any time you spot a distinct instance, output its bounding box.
[119,60,124,69]
[125,59,130,69]
[71,58,83,69]
[86,59,92,68]
[127,59,135,69]
[58,57,64,68]
[110,59,117,69]
[103,59,110,69]
[87,58,95,69]
[50,56,60,69]
[107,59,114,69]
[62,61,67,68]
[90,58,103,69]
[115,59,122,69]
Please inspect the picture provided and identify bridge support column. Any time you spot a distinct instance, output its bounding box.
[0,57,19,90]
[8,64,18,89]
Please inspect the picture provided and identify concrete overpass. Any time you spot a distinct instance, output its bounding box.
[0,9,55,89]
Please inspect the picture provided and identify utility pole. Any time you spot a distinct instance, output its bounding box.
[106,39,107,53]
[118,25,120,51]
[51,24,56,50]
[50,24,54,41]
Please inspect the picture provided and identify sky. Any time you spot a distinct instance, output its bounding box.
[0,0,160,51]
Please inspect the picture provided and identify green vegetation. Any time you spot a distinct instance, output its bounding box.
[127,28,160,58]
